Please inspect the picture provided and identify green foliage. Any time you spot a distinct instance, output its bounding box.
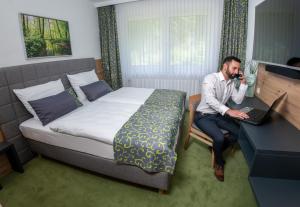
[54,40,71,55]
[22,14,71,58]
[25,36,47,58]
[46,39,71,56]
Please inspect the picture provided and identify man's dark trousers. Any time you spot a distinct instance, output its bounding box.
[194,112,240,166]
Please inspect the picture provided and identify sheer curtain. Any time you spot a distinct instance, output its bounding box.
[116,0,224,96]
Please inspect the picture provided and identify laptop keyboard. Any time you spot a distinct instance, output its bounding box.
[247,109,266,120]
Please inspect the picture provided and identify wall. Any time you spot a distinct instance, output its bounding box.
[0,0,101,67]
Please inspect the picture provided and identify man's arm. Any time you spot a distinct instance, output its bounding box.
[231,73,248,104]
[225,108,249,119]
[227,74,249,119]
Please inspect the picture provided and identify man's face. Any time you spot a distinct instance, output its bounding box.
[224,60,241,79]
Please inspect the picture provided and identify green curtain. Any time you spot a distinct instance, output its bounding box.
[219,0,248,69]
[98,6,122,89]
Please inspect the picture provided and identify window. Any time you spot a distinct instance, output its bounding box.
[127,15,207,72]
[117,0,223,80]
[129,19,161,66]
[170,15,206,66]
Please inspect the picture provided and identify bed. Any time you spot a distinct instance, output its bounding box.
[0,58,185,192]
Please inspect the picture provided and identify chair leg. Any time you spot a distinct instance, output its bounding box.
[211,149,215,168]
[184,134,191,150]
[229,144,236,156]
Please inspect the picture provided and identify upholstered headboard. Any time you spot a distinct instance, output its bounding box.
[0,58,96,163]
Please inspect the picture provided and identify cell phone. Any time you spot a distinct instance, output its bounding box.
[234,73,242,79]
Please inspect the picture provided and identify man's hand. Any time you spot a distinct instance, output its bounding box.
[239,72,247,85]
[226,109,249,119]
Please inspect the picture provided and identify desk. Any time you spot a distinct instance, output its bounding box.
[0,142,24,189]
[229,97,300,207]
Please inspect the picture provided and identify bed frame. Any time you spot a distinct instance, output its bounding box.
[0,58,184,192]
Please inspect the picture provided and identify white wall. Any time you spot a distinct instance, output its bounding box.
[245,0,265,63]
[0,0,101,67]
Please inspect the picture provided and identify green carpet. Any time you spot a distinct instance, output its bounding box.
[0,113,256,207]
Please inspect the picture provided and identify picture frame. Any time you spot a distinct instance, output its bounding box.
[20,13,72,58]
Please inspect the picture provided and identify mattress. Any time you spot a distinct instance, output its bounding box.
[20,118,115,160]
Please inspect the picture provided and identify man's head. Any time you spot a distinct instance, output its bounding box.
[221,56,241,79]
[287,57,300,68]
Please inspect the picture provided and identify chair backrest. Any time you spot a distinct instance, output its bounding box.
[188,94,201,131]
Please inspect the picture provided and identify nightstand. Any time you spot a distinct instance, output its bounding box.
[0,142,24,189]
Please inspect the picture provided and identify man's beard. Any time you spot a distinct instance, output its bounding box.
[226,70,235,79]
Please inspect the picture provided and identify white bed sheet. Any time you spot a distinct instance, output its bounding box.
[20,118,115,159]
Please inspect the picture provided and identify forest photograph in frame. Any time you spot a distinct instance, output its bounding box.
[20,13,72,58]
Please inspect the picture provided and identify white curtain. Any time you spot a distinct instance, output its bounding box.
[116,0,224,96]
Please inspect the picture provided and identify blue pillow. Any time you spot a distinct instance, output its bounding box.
[29,91,78,126]
[80,80,113,102]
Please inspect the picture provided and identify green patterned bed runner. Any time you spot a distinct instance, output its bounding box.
[113,89,186,174]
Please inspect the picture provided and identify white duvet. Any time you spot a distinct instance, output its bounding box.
[99,87,154,105]
[49,87,154,144]
[49,100,140,145]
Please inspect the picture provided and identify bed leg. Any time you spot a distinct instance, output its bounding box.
[159,189,167,194]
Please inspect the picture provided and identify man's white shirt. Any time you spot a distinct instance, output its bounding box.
[196,72,248,115]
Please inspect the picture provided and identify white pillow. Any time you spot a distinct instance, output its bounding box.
[13,79,65,120]
[67,70,99,102]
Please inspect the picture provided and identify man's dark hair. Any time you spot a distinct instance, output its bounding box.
[287,57,300,66]
[222,56,241,65]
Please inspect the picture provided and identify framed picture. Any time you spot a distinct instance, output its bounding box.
[20,13,72,58]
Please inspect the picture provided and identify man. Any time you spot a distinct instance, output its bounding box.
[195,56,249,181]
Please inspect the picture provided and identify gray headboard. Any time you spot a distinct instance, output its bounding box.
[0,58,96,163]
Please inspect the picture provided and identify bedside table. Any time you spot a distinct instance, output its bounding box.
[0,142,24,189]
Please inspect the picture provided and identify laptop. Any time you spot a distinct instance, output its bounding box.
[238,92,287,125]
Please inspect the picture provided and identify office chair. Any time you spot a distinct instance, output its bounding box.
[184,94,228,168]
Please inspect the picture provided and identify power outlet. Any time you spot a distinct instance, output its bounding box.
[256,87,261,94]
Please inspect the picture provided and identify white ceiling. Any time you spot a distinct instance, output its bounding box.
[90,0,140,7]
